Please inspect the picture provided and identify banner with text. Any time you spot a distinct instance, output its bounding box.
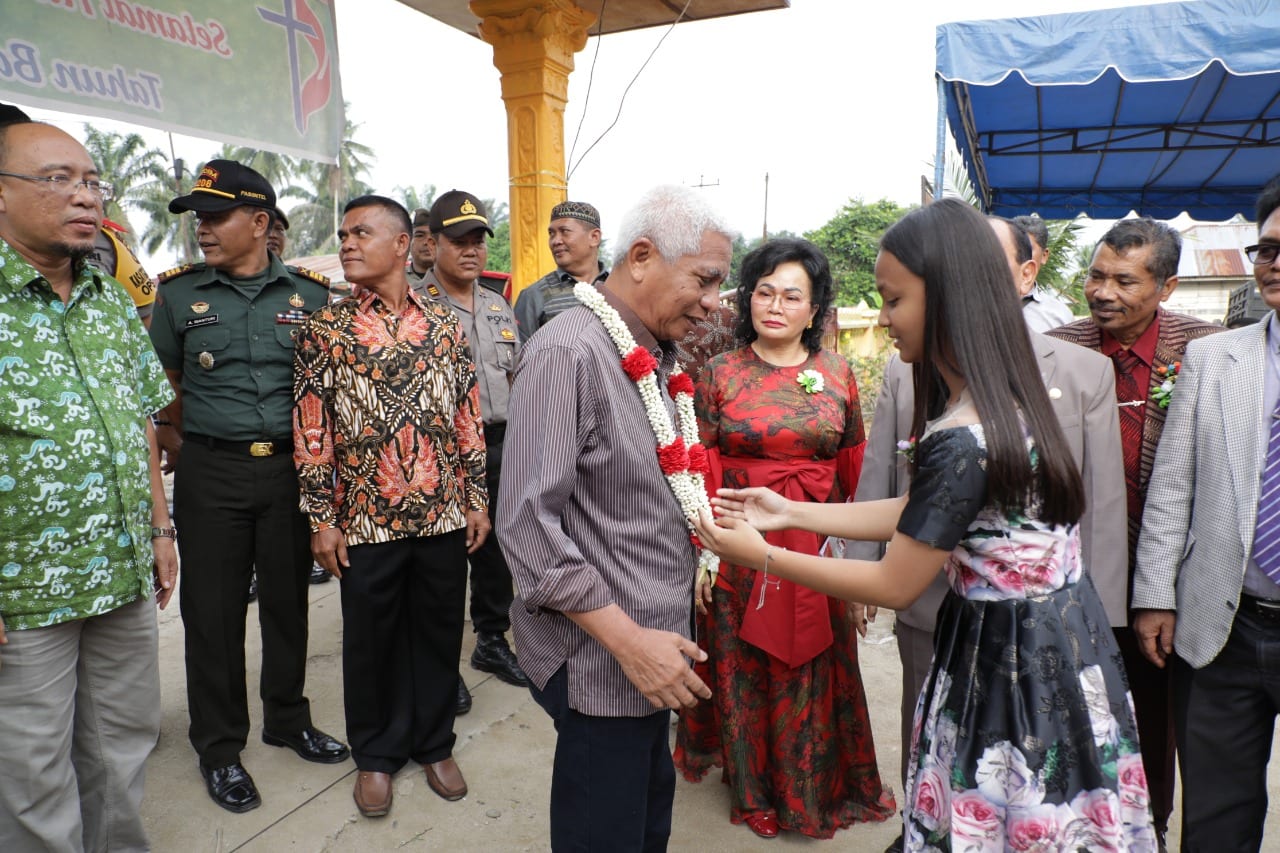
[1,0,344,162]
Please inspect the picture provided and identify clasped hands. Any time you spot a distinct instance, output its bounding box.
[693,486,791,571]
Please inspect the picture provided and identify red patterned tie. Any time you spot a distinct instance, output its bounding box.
[1111,350,1146,520]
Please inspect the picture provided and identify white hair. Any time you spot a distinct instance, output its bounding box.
[611,185,735,268]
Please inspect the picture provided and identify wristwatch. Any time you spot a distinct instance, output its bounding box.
[151,525,178,540]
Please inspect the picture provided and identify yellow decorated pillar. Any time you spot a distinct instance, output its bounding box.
[473,0,595,300]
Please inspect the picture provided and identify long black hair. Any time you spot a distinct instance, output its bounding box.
[733,237,833,354]
[878,199,1084,526]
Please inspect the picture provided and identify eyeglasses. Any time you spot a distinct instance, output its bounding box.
[750,286,810,311]
[1245,243,1280,266]
[0,170,114,202]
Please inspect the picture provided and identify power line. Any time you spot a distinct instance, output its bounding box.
[567,0,694,182]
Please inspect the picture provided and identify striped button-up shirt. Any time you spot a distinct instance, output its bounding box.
[499,288,697,717]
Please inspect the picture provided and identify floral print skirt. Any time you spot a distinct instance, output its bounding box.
[905,575,1157,852]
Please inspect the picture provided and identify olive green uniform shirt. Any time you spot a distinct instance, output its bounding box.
[149,256,329,439]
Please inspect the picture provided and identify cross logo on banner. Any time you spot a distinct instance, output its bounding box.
[258,0,334,135]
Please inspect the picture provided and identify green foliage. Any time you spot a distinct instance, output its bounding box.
[396,184,437,216]
[727,230,797,289]
[81,126,165,239]
[804,198,910,308]
[847,348,892,431]
[1037,218,1086,308]
[487,219,511,273]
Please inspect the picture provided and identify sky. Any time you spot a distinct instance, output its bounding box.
[18,0,1169,272]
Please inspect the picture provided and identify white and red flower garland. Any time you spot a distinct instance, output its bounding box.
[575,282,719,587]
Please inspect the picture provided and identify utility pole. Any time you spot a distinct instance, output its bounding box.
[762,172,769,242]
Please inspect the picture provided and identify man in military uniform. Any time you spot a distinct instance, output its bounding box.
[513,200,608,342]
[420,190,528,713]
[407,207,434,286]
[149,160,349,814]
[267,207,289,259]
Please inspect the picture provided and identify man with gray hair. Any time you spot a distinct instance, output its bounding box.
[1012,213,1075,332]
[513,200,609,341]
[500,185,731,850]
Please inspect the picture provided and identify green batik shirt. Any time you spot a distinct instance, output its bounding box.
[0,237,173,631]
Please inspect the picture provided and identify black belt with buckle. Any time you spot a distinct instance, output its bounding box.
[1239,593,1280,621]
[184,433,292,457]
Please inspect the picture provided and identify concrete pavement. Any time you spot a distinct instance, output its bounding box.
[139,575,1280,851]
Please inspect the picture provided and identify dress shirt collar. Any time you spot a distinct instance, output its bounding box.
[1099,309,1161,367]
[356,280,429,315]
[555,261,609,285]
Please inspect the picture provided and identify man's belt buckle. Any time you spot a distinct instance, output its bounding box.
[249,441,274,457]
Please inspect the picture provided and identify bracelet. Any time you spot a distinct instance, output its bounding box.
[757,546,784,611]
[151,525,178,540]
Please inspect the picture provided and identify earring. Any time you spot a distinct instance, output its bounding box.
[806,319,813,329]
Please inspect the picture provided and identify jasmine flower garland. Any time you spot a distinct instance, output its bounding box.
[574,283,719,588]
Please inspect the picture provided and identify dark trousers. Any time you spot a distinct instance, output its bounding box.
[175,441,312,767]
[1174,609,1280,852]
[1114,626,1176,829]
[469,440,514,635]
[530,666,675,852]
[341,532,467,774]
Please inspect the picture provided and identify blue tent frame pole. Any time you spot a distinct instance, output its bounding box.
[934,76,946,200]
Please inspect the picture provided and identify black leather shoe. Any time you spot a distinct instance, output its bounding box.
[456,678,472,716]
[199,761,261,813]
[247,572,258,604]
[309,562,332,584]
[470,632,530,686]
[262,726,350,764]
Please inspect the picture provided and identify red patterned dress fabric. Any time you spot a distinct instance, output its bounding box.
[674,346,896,838]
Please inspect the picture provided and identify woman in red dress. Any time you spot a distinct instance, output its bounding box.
[674,238,895,839]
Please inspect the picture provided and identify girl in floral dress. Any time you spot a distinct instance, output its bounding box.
[694,200,1157,852]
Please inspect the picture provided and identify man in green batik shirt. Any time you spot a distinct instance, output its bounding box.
[0,119,176,852]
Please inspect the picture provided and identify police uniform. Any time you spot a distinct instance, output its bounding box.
[85,223,155,322]
[419,270,520,640]
[149,161,347,795]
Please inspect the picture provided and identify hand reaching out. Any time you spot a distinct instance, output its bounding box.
[710,486,791,531]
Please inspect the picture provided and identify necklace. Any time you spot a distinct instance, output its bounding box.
[574,283,719,587]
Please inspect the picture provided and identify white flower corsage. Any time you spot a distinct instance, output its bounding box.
[797,369,824,394]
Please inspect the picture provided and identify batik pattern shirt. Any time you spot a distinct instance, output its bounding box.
[293,288,487,546]
[0,238,172,630]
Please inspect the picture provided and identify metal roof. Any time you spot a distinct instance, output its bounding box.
[935,0,1280,220]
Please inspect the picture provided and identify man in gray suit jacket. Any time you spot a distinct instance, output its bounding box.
[1134,176,1280,852]
[853,216,1128,853]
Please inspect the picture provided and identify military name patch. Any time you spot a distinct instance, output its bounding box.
[185,315,220,329]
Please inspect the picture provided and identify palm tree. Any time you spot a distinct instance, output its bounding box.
[81,126,165,240]
[283,111,376,256]
[134,158,201,265]
[1038,218,1086,300]
[396,184,437,216]
[212,144,299,196]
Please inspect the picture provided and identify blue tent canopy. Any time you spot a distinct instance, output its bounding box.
[936,0,1280,220]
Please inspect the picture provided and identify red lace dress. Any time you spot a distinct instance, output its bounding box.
[674,346,896,838]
